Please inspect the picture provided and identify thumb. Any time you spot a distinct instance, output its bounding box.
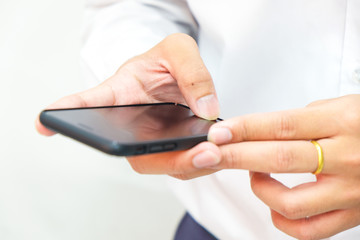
[35,82,118,136]
[150,33,220,120]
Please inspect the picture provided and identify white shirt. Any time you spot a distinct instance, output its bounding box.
[81,0,360,239]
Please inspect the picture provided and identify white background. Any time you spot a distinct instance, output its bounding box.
[0,1,184,239]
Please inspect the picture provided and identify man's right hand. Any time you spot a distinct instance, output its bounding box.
[36,33,222,180]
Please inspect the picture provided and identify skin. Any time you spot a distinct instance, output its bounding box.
[209,95,360,239]
[36,33,360,239]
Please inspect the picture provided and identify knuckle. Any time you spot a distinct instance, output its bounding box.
[273,114,296,139]
[181,67,212,89]
[339,179,360,204]
[279,196,305,220]
[222,146,239,169]
[272,210,318,240]
[162,34,213,92]
[280,205,298,220]
[341,140,360,175]
[342,109,360,132]
[162,33,197,55]
[164,33,196,45]
[271,144,294,172]
[337,95,360,131]
[344,150,360,170]
[237,118,251,141]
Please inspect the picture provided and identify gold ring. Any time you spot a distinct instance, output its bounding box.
[311,140,324,175]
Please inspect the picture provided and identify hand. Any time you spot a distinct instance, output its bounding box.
[207,94,360,239]
[36,33,222,179]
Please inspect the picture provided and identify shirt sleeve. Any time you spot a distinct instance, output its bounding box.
[81,0,198,86]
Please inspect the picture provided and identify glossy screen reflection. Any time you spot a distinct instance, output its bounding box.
[49,104,215,143]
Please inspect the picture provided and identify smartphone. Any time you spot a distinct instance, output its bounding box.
[40,102,219,156]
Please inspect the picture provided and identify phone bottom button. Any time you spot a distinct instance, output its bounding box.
[149,145,163,153]
[163,143,176,151]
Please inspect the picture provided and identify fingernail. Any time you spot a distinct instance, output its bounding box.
[208,127,232,144]
[192,150,221,169]
[196,94,219,120]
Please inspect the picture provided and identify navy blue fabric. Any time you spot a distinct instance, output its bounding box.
[174,213,218,240]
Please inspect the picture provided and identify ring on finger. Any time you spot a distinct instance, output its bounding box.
[311,140,324,175]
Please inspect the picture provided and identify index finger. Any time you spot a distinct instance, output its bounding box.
[127,141,221,179]
[35,82,129,136]
[208,106,338,144]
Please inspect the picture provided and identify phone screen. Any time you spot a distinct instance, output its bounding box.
[40,103,217,155]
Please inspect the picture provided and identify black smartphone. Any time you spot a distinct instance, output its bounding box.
[40,102,219,156]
